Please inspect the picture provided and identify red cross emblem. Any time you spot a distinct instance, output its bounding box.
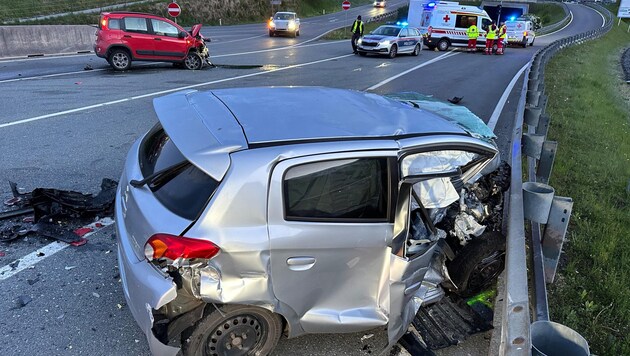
[443,15,450,22]
[517,23,522,29]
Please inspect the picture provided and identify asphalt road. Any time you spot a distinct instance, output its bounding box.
[0,2,607,355]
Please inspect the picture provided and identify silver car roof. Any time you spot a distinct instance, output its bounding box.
[153,87,470,180]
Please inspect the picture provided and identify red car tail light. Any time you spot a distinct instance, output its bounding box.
[100,16,109,30]
[144,234,220,261]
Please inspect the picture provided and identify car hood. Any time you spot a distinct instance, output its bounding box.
[363,34,394,42]
[191,24,202,37]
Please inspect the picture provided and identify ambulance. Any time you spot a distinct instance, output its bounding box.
[407,0,494,51]
[506,18,536,47]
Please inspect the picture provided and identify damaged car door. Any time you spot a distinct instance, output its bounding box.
[387,141,497,343]
[268,152,396,335]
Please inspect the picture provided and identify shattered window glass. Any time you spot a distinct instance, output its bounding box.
[400,150,479,177]
[284,158,388,221]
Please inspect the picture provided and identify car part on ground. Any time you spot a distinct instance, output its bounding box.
[94,12,211,71]
[115,87,507,356]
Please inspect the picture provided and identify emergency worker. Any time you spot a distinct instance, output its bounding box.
[351,15,364,54]
[466,20,479,53]
[485,21,497,55]
[496,21,507,55]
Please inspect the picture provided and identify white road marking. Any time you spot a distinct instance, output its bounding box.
[593,7,605,28]
[366,51,459,91]
[487,62,529,131]
[0,53,93,63]
[0,219,114,281]
[213,39,345,57]
[212,33,266,44]
[539,11,573,38]
[0,53,353,129]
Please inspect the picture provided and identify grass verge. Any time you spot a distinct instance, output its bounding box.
[529,3,566,27]
[544,18,630,355]
[323,5,407,40]
[0,0,133,21]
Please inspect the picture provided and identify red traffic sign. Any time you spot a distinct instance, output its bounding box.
[167,2,181,17]
[342,0,351,10]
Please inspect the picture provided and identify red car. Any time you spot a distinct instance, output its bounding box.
[94,12,210,71]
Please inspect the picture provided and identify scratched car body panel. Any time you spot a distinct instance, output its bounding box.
[357,24,423,57]
[115,87,506,356]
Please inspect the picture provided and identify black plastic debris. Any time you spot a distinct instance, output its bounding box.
[14,295,32,308]
[0,179,117,244]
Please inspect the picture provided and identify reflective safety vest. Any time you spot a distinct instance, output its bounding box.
[486,25,497,40]
[467,25,479,39]
[499,24,507,39]
[352,20,364,35]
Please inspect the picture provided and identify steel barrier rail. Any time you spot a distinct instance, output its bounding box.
[538,1,571,35]
[501,3,613,354]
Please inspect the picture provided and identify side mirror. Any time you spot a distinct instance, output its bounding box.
[178,31,187,39]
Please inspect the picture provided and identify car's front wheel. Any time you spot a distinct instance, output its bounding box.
[269,30,274,37]
[184,52,203,70]
[412,44,421,56]
[182,305,282,356]
[437,38,450,51]
[388,44,397,58]
[296,29,300,36]
[108,49,131,71]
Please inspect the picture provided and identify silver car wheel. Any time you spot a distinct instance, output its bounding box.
[412,44,420,56]
[388,44,397,58]
[184,52,203,70]
[108,50,131,71]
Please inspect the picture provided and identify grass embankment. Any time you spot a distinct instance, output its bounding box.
[529,2,566,27]
[544,19,630,355]
[3,0,374,26]
[323,5,408,40]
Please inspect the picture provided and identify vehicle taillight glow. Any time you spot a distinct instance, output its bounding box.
[101,17,108,30]
[144,234,220,261]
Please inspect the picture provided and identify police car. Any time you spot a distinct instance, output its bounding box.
[356,23,423,58]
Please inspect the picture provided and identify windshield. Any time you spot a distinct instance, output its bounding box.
[275,13,295,20]
[372,26,401,36]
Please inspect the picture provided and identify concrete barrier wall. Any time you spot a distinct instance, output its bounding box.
[0,25,96,58]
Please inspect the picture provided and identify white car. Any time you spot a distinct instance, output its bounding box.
[268,11,300,37]
[357,24,423,58]
[374,0,386,7]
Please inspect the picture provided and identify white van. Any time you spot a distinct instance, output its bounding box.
[408,0,493,51]
[506,19,535,47]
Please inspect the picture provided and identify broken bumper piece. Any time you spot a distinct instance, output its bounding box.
[116,202,179,356]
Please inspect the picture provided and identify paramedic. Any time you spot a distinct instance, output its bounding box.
[496,21,507,55]
[466,21,479,53]
[351,15,364,54]
[485,21,497,55]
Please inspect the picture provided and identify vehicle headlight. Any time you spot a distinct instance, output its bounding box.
[268,20,275,28]
[357,38,363,44]
[288,21,296,30]
[379,40,390,46]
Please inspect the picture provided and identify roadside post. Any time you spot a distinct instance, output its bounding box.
[167,1,181,24]
[343,0,351,37]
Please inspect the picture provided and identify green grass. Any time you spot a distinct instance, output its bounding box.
[0,0,133,21]
[323,5,407,40]
[529,2,566,27]
[544,19,630,355]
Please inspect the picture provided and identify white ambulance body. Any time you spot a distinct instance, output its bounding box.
[408,0,493,51]
[506,19,536,47]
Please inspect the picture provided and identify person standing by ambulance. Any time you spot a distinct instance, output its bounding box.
[351,15,364,54]
[496,21,507,55]
[485,21,497,55]
[466,20,479,53]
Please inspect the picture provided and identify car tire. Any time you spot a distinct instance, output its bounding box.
[529,37,535,46]
[269,30,274,37]
[182,305,282,356]
[447,232,506,298]
[108,49,131,71]
[522,36,528,48]
[184,52,203,70]
[412,44,421,56]
[437,38,449,51]
[296,29,300,36]
[292,30,297,38]
[492,43,498,54]
[388,44,397,58]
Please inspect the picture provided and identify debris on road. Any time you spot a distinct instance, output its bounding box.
[361,334,374,342]
[92,292,101,298]
[14,295,32,308]
[0,179,117,245]
[447,96,463,104]
[84,64,93,70]
[64,266,77,271]
[0,251,5,257]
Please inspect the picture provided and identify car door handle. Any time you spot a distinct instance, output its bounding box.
[286,257,316,271]
[154,38,161,40]
[123,35,132,38]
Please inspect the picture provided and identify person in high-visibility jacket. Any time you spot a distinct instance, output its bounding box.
[496,21,507,55]
[466,21,479,53]
[485,21,498,55]
[351,15,364,54]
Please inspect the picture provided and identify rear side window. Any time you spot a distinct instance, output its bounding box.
[109,18,121,30]
[124,17,149,33]
[456,15,477,28]
[283,158,389,221]
[140,125,219,220]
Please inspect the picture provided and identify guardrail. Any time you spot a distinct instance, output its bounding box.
[501,3,613,355]
[537,1,571,35]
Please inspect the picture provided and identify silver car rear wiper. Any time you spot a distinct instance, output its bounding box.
[129,161,189,189]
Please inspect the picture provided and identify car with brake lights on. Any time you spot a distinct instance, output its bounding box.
[356,23,423,58]
[116,86,509,356]
[268,11,300,37]
[94,12,210,71]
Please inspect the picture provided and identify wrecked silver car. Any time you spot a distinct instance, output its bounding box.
[115,87,508,355]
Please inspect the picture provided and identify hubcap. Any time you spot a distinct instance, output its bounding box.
[205,314,264,356]
[186,54,201,69]
[112,53,128,68]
